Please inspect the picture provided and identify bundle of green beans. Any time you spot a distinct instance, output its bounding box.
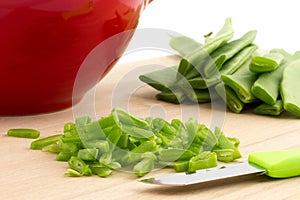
[139,18,300,117]
[29,108,241,177]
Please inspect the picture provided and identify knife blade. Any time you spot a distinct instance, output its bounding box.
[140,148,300,186]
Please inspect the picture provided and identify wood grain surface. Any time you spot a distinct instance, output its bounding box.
[1,56,300,200]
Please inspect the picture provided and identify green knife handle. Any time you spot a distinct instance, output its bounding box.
[248,148,300,178]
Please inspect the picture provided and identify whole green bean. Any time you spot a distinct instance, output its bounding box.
[220,44,258,75]
[280,59,300,116]
[177,18,234,78]
[253,100,284,116]
[139,66,178,92]
[155,90,186,104]
[169,35,202,56]
[188,76,221,89]
[7,128,40,139]
[203,30,257,77]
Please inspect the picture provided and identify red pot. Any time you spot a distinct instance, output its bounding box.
[0,0,151,115]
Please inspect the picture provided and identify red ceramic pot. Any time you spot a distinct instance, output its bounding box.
[0,0,151,115]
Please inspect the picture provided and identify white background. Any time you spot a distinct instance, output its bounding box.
[121,0,300,62]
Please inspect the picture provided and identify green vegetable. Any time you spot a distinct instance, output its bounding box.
[30,108,241,178]
[139,66,178,92]
[169,35,202,56]
[203,30,257,77]
[253,100,284,116]
[249,52,285,73]
[251,62,287,105]
[215,83,245,113]
[221,73,258,103]
[280,60,300,116]
[7,128,40,139]
[188,151,218,173]
[177,18,234,78]
[155,90,186,104]
[30,134,63,150]
[220,44,258,75]
[66,156,92,177]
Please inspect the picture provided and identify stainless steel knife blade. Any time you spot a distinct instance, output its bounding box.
[140,162,265,186]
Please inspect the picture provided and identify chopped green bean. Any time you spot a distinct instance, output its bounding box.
[214,127,241,160]
[133,156,156,177]
[77,148,99,161]
[188,151,218,173]
[7,128,40,139]
[213,149,235,162]
[158,148,195,162]
[56,152,77,161]
[113,108,149,127]
[67,156,92,176]
[173,160,189,172]
[30,134,63,150]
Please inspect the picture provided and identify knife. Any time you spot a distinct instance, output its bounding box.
[140,148,300,186]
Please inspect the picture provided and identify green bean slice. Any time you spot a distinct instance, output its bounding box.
[7,128,40,139]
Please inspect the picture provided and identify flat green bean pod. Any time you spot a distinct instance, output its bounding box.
[252,62,287,105]
[155,90,186,104]
[250,52,284,73]
[280,59,300,116]
[177,18,234,79]
[253,100,284,116]
[169,35,202,56]
[139,66,178,92]
[215,83,245,113]
[221,73,257,103]
[220,44,258,75]
[203,30,257,77]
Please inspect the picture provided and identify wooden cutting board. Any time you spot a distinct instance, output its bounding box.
[1,56,300,200]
